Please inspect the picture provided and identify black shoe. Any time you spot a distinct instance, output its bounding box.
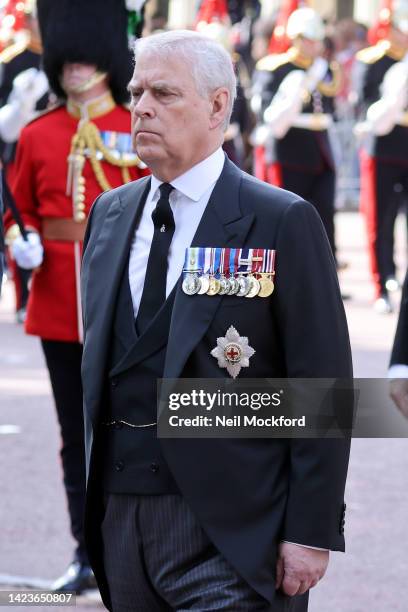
[51,561,97,593]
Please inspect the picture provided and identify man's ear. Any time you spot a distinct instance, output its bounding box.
[209,87,229,130]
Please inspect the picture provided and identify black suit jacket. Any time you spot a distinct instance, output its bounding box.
[81,157,352,605]
[391,272,408,366]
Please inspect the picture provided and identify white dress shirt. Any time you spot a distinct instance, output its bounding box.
[128,147,225,317]
[388,364,408,378]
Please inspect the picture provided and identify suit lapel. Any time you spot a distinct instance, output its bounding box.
[164,158,254,379]
[84,177,150,422]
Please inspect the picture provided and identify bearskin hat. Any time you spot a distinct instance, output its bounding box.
[37,0,134,104]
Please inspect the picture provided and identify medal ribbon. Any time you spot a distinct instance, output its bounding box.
[223,248,231,277]
[238,248,252,273]
[252,248,264,275]
[262,249,276,274]
[229,248,237,278]
[198,247,205,273]
[209,248,215,276]
[214,248,222,278]
[188,247,199,271]
[204,248,212,275]
[234,248,240,274]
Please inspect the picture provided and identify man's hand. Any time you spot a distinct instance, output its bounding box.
[390,379,408,418]
[276,542,329,596]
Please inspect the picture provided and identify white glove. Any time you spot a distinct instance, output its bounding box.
[0,69,48,142]
[264,70,305,139]
[9,68,49,114]
[11,232,44,270]
[0,102,25,142]
[304,57,329,93]
[366,61,408,135]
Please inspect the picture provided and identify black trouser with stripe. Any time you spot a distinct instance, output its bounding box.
[360,156,408,297]
[41,339,88,564]
[101,493,309,611]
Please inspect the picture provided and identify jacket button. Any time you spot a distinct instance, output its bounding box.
[115,461,124,472]
[111,378,118,388]
[150,462,159,473]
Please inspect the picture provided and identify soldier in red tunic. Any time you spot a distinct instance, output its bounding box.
[4,0,149,592]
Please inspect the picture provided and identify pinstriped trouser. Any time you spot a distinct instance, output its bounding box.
[100,493,309,612]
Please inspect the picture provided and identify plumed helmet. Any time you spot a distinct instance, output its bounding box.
[286,7,325,42]
[37,0,135,104]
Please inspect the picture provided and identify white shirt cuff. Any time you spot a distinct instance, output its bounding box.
[388,365,408,379]
[283,541,329,551]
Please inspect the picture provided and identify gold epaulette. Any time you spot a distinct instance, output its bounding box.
[0,38,29,65]
[255,52,290,73]
[356,40,392,65]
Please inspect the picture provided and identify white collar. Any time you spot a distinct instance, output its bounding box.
[150,148,225,202]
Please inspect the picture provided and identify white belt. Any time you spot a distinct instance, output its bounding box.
[292,113,333,131]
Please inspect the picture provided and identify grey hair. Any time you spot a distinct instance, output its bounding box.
[133,30,237,131]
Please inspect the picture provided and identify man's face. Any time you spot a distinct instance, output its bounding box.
[129,52,218,176]
[298,36,323,60]
[61,63,97,93]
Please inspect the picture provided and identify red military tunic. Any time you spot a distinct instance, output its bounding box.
[8,93,149,341]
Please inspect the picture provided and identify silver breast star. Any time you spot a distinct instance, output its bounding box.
[210,325,255,379]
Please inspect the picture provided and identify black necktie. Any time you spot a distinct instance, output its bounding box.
[136,182,175,334]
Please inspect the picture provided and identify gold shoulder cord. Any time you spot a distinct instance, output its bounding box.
[67,120,144,221]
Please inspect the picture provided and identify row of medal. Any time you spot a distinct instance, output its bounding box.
[182,247,276,298]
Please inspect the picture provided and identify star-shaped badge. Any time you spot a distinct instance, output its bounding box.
[211,326,255,378]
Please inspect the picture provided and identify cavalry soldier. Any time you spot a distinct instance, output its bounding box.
[252,7,341,262]
[354,2,408,313]
[4,0,148,592]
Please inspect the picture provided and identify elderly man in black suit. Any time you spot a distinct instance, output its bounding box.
[81,30,352,611]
